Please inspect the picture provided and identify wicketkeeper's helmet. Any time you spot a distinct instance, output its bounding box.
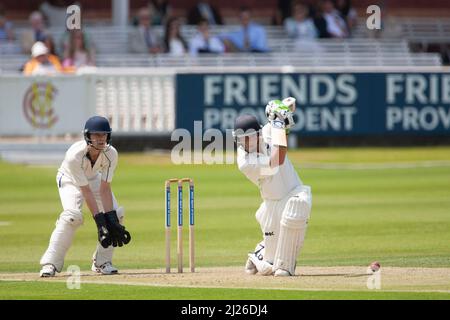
[83,116,112,145]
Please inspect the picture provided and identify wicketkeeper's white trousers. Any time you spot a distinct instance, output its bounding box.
[40,172,123,272]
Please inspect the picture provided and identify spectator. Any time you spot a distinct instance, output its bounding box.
[149,0,172,25]
[284,2,318,39]
[366,6,402,40]
[0,10,14,41]
[43,34,59,57]
[222,7,268,53]
[21,11,48,54]
[60,27,93,60]
[23,41,62,75]
[273,0,318,25]
[310,2,329,38]
[334,0,357,35]
[187,0,223,26]
[62,30,95,70]
[40,0,75,28]
[164,17,187,56]
[189,18,224,56]
[129,7,162,54]
[273,0,293,25]
[320,0,349,38]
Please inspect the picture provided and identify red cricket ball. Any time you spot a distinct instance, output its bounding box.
[370,261,381,272]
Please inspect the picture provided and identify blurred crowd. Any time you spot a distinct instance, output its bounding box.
[0,0,361,75]
[128,0,358,56]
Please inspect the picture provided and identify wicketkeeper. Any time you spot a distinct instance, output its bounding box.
[39,116,131,277]
[233,98,312,276]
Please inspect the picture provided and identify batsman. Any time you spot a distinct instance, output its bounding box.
[39,116,131,277]
[233,98,312,277]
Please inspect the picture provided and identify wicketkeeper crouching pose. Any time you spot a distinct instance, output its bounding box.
[233,98,312,277]
[39,116,131,277]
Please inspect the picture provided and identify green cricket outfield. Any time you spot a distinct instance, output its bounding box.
[0,146,449,300]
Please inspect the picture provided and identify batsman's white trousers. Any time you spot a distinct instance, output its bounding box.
[255,185,312,274]
[40,172,123,272]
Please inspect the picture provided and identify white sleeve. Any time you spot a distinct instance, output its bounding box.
[101,148,118,183]
[67,156,89,187]
[237,149,278,182]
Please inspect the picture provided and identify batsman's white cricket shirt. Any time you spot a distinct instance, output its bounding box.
[237,123,302,201]
[58,141,118,187]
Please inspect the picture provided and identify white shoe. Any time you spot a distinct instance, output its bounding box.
[248,253,274,276]
[274,269,292,277]
[40,264,56,277]
[91,262,118,275]
[245,257,258,275]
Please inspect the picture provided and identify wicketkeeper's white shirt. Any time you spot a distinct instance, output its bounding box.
[58,140,118,187]
[237,123,302,200]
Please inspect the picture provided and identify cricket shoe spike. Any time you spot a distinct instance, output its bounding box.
[92,262,118,275]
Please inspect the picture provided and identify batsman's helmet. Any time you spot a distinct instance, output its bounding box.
[232,114,261,140]
[83,116,112,145]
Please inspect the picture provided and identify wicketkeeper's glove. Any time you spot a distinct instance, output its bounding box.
[94,213,112,249]
[104,210,131,247]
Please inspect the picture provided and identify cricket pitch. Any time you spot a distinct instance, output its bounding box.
[1,266,449,293]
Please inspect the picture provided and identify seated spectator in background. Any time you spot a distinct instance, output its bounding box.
[60,28,93,59]
[273,0,293,25]
[222,7,268,53]
[187,0,223,25]
[334,0,357,36]
[21,11,48,54]
[189,18,224,56]
[0,11,15,41]
[164,17,187,56]
[62,30,95,71]
[149,0,172,25]
[284,2,318,39]
[273,0,317,26]
[40,0,76,28]
[23,41,62,75]
[129,7,162,54]
[366,5,402,40]
[320,0,348,38]
[311,2,329,38]
[43,34,59,57]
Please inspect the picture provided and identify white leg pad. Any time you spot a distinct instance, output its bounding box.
[273,192,311,275]
[92,206,124,267]
[255,201,283,265]
[40,210,83,272]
